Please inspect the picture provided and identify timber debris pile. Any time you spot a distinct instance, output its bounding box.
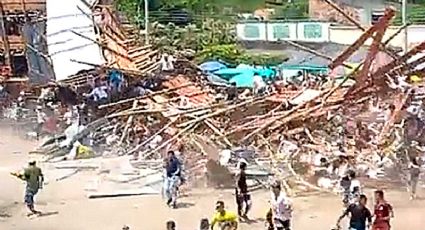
[1,3,425,199]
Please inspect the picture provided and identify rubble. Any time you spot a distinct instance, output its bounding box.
[2,2,425,199]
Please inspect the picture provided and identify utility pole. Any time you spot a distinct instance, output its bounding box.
[402,0,408,54]
[144,0,149,44]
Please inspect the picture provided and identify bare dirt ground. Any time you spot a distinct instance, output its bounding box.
[0,129,424,230]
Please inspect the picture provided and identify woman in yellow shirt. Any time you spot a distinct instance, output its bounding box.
[210,201,238,230]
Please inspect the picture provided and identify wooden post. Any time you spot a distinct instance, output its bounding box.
[0,2,11,67]
[118,100,138,145]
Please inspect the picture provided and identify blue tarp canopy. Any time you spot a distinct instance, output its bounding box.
[229,72,256,88]
[213,65,277,87]
[198,61,227,72]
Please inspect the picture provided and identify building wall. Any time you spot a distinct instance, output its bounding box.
[309,0,386,25]
[236,21,331,43]
[236,21,425,51]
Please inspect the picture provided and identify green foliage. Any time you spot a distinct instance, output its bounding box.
[196,44,287,65]
[393,4,425,25]
[272,0,309,20]
[150,19,236,51]
[117,0,287,65]
[150,19,287,65]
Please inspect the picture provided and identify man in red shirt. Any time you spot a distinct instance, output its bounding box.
[372,190,394,230]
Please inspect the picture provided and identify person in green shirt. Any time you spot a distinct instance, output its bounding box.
[12,160,44,216]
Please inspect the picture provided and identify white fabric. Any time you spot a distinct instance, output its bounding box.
[37,111,47,124]
[270,192,292,222]
[148,135,163,149]
[63,111,73,125]
[219,149,232,166]
[88,86,108,101]
[160,54,175,71]
[60,123,86,147]
[253,75,266,93]
[350,179,362,194]
[67,141,81,160]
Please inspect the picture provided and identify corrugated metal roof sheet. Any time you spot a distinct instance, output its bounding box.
[46,0,104,80]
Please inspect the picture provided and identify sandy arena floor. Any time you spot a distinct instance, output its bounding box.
[0,129,424,230]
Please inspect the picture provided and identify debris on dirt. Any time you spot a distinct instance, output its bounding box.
[1,3,425,199]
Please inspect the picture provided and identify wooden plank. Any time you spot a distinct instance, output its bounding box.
[87,188,160,199]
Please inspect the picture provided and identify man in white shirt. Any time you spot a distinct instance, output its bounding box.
[84,81,109,105]
[35,106,46,139]
[267,181,292,230]
[253,75,267,96]
[348,171,362,204]
[63,106,79,126]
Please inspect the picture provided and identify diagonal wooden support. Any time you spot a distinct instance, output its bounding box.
[357,18,391,84]
[372,41,425,79]
[323,0,399,60]
[329,7,396,69]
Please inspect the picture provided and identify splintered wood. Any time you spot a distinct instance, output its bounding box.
[47,3,425,197]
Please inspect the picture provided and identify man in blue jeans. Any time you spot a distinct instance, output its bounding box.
[163,151,181,208]
[336,194,372,230]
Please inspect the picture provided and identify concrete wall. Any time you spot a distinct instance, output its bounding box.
[329,25,425,50]
[236,22,331,43]
[236,21,425,51]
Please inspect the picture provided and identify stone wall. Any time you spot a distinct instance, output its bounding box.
[309,0,362,25]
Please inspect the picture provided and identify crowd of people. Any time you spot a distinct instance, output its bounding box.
[160,148,399,230]
[2,61,423,230]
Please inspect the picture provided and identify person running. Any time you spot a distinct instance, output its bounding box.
[164,151,181,208]
[210,201,238,230]
[11,160,44,216]
[408,156,421,200]
[235,161,251,219]
[35,105,47,140]
[372,190,394,230]
[267,181,293,230]
[336,194,372,230]
[349,171,362,203]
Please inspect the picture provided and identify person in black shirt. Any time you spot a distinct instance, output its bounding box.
[336,194,372,230]
[235,161,251,219]
[226,82,238,102]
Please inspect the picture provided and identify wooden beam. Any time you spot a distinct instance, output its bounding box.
[0,2,11,67]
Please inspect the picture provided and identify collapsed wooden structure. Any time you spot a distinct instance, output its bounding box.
[40,3,425,194]
[0,0,46,82]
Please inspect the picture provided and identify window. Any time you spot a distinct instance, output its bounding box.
[243,24,260,39]
[303,23,322,39]
[272,24,290,39]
